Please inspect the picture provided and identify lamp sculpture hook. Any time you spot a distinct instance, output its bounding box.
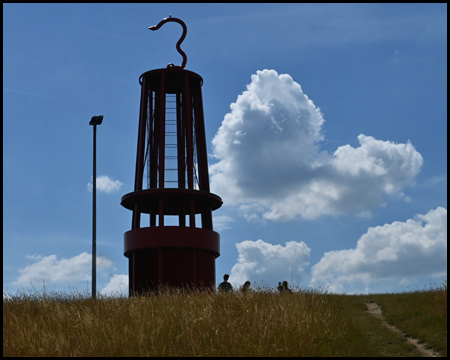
[149,16,187,69]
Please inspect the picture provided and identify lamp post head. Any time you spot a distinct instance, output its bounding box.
[89,115,104,126]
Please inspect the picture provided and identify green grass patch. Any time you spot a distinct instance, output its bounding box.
[367,280,447,357]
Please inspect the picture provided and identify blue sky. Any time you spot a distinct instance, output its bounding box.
[3,3,447,296]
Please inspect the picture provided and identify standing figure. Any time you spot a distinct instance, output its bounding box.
[218,274,233,293]
[240,281,251,293]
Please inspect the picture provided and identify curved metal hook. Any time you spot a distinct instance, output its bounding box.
[149,16,187,69]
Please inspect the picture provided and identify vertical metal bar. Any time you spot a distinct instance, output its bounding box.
[159,72,166,189]
[147,89,153,188]
[151,90,159,190]
[92,124,97,299]
[150,89,159,227]
[193,80,210,192]
[132,76,148,230]
[184,73,196,227]
[159,195,164,227]
[148,85,154,226]
[184,73,194,190]
[135,77,148,191]
[189,196,195,228]
[193,80,213,229]
[177,92,185,189]
[180,200,186,227]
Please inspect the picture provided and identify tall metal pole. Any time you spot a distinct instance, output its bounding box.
[89,115,102,299]
[92,123,97,299]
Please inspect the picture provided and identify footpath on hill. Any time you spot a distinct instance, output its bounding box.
[366,302,442,357]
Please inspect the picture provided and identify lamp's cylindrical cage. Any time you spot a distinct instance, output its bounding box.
[121,66,222,295]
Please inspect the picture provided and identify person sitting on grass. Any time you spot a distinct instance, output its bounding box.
[240,281,251,293]
[282,280,292,293]
[278,280,292,293]
[218,274,233,293]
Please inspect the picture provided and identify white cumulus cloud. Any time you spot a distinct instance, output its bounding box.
[101,274,128,296]
[13,252,113,286]
[210,69,423,221]
[87,175,123,193]
[213,215,235,231]
[310,207,447,293]
[230,239,311,288]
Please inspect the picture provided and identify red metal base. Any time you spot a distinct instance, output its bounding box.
[124,226,219,294]
[124,226,220,257]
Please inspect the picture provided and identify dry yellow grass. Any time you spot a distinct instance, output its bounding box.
[3,282,447,357]
[4,286,348,357]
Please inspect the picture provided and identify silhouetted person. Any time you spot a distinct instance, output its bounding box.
[240,280,251,293]
[282,280,292,293]
[218,274,233,293]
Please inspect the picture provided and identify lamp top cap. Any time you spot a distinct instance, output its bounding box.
[89,115,104,125]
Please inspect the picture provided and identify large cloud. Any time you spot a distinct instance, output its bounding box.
[230,239,311,288]
[13,252,112,286]
[210,69,423,220]
[310,207,447,293]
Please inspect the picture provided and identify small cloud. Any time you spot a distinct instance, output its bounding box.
[13,252,113,286]
[230,239,311,288]
[213,215,235,231]
[101,274,128,296]
[424,175,446,187]
[25,254,43,260]
[87,175,123,193]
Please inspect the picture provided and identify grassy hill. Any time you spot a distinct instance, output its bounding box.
[3,281,446,357]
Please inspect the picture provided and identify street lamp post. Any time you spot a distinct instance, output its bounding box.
[89,115,103,299]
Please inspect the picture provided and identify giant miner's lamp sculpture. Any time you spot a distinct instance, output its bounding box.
[121,17,222,295]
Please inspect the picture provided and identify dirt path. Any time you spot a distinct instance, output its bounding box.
[365,302,442,357]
